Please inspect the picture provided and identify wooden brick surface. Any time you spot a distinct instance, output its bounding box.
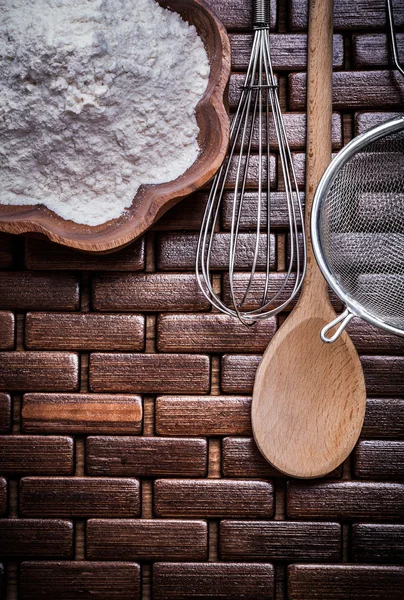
[289,0,404,30]
[353,33,404,68]
[221,355,261,393]
[87,519,208,561]
[86,436,208,477]
[93,273,210,312]
[0,435,73,474]
[0,352,79,391]
[157,314,276,353]
[354,441,404,479]
[361,356,404,396]
[154,479,273,518]
[152,192,208,231]
[347,320,404,354]
[355,111,404,135]
[0,393,11,433]
[0,311,14,349]
[230,34,343,70]
[20,477,140,517]
[0,478,7,516]
[288,565,404,600]
[352,524,404,563]
[222,437,343,479]
[25,312,145,351]
[0,233,13,269]
[362,399,404,439]
[20,561,140,600]
[0,519,73,558]
[90,353,210,394]
[157,233,276,271]
[153,562,274,600]
[25,237,145,271]
[287,481,404,520]
[220,521,341,561]
[289,71,404,111]
[22,393,142,434]
[0,272,79,310]
[156,397,252,436]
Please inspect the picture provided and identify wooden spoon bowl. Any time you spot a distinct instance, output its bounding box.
[0,0,230,253]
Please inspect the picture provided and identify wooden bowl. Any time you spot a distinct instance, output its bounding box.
[0,0,230,253]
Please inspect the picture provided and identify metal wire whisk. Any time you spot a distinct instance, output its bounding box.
[196,0,306,325]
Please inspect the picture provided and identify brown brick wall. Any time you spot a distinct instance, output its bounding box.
[0,0,404,598]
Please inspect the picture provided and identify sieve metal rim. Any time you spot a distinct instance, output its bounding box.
[311,115,404,339]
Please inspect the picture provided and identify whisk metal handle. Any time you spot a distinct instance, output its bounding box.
[320,308,354,343]
[253,0,270,27]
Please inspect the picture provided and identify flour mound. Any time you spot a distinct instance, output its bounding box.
[0,0,210,225]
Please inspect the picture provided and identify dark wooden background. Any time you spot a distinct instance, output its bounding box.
[1,0,404,598]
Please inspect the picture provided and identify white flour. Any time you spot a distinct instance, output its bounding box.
[0,0,209,225]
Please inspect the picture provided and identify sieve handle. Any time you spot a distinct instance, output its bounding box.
[321,308,354,343]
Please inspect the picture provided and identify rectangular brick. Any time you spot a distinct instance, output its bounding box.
[221,355,261,394]
[355,111,404,135]
[0,272,79,310]
[154,479,273,518]
[0,393,11,433]
[0,478,7,515]
[0,435,73,474]
[86,437,207,477]
[0,233,13,268]
[287,481,404,520]
[90,353,210,394]
[157,314,276,353]
[362,398,404,438]
[353,33,404,68]
[20,477,140,517]
[222,192,305,231]
[87,519,207,561]
[25,313,144,351]
[203,0,277,30]
[222,273,343,312]
[221,437,343,479]
[0,352,79,391]
[289,71,404,111]
[347,320,404,354]
[153,563,274,600]
[22,393,142,434]
[20,561,140,600]
[230,34,343,70]
[220,521,341,561]
[288,565,404,600]
[93,273,210,312]
[25,237,145,271]
[156,396,252,436]
[289,0,404,30]
[0,311,14,349]
[354,441,404,479]
[361,356,404,396]
[352,524,404,563]
[152,192,208,231]
[0,519,73,558]
[157,233,276,271]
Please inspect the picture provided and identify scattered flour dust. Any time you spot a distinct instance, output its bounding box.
[0,0,210,225]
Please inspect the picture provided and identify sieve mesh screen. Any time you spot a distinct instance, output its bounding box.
[319,128,404,331]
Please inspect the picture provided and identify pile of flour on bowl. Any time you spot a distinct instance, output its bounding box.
[0,0,210,225]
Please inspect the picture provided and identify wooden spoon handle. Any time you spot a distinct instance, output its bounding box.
[303,0,333,295]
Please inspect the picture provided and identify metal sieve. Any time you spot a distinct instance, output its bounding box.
[311,116,404,342]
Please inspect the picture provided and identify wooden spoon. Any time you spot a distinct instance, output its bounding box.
[251,0,366,479]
